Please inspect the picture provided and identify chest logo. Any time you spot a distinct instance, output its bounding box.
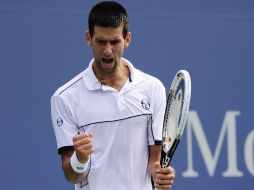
[141,99,150,110]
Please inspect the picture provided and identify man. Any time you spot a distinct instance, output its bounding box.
[51,1,175,190]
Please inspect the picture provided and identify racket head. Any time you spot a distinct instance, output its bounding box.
[161,70,191,167]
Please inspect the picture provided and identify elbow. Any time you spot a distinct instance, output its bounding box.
[62,168,76,184]
[63,173,77,184]
[62,167,78,184]
[66,177,79,184]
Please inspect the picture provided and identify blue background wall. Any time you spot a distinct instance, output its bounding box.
[0,0,253,189]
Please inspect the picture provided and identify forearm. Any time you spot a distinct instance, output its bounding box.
[148,145,162,176]
[61,150,87,184]
[148,160,155,177]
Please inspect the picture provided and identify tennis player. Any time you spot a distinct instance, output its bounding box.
[51,1,175,190]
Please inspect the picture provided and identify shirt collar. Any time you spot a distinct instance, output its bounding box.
[83,58,144,91]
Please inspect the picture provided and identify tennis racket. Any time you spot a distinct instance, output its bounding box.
[155,70,191,190]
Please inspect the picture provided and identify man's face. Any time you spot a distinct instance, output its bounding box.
[86,26,131,75]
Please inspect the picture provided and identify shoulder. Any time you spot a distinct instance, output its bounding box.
[135,68,165,90]
[124,58,165,90]
[52,70,85,99]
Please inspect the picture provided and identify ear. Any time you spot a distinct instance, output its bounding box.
[86,31,91,46]
[124,32,131,48]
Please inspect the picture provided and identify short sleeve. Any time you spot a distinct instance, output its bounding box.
[147,80,166,145]
[51,95,78,153]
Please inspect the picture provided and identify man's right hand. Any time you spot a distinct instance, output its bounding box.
[73,133,94,163]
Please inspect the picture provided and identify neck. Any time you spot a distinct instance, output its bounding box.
[93,62,130,91]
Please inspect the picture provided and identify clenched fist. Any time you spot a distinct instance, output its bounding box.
[73,133,94,163]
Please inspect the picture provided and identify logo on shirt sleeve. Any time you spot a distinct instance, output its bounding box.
[141,99,150,110]
[57,118,63,127]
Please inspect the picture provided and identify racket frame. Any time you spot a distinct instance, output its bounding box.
[160,70,191,168]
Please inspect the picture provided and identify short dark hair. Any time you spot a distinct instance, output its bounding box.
[88,1,129,38]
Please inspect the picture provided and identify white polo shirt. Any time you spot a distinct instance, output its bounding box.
[51,58,166,190]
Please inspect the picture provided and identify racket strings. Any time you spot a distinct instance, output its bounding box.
[163,89,183,152]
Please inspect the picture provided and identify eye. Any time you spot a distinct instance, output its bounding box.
[96,40,107,45]
[109,40,121,45]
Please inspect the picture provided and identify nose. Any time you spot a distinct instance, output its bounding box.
[103,42,113,56]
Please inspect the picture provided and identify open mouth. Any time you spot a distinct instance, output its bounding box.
[100,58,114,70]
[101,58,114,64]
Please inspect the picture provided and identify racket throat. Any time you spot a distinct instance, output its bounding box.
[161,139,181,168]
